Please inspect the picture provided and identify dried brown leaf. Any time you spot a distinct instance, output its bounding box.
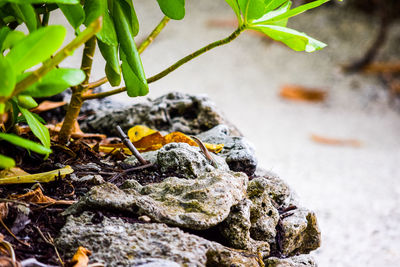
[311,134,361,147]
[280,85,327,102]
[70,246,92,267]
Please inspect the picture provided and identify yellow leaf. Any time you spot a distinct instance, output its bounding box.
[70,246,91,267]
[128,125,157,142]
[0,166,73,185]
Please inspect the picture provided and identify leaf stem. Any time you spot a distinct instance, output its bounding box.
[82,26,245,100]
[137,16,170,54]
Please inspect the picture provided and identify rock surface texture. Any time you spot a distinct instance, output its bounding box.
[60,93,321,266]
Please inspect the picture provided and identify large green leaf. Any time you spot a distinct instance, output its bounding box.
[1,30,25,51]
[0,154,15,169]
[238,0,266,21]
[97,40,121,86]
[0,0,78,4]
[5,25,66,73]
[84,0,105,26]
[0,132,51,155]
[58,3,85,29]
[265,0,329,23]
[156,0,185,20]
[19,107,51,150]
[113,0,148,96]
[17,95,37,109]
[251,24,326,52]
[117,0,139,36]
[121,50,148,97]
[0,56,15,97]
[22,68,85,97]
[10,3,36,32]
[96,9,118,46]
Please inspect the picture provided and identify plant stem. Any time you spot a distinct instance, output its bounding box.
[0,18,102,104]
[85,16,171,93]
[82,26,245,100]
[58,36,97,144]
[137,16,170,54]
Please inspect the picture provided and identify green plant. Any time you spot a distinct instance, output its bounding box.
[0,0,332,168]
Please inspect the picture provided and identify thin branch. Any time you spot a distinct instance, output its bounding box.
[137,16,170,54]
[116,125,148,165]
[82,26,245,100]
[83,77,108,90]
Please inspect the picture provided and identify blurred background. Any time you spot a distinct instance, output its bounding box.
[54,0,400,266]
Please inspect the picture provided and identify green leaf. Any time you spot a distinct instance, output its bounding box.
[113,0,147,95]
[265,0,329,23]
[0,56,15,97]
[1,30,25,51]
[116,0,139,36]
[16,112,46,124]
[5,25,66,73]
[238,0,266,21]
[96,9,118,46]
[0,26,11,50]
[84,0,105,26]
[58,3,85,29]
[0,103,5,114]
[251,24,326,52]
[156,0,185,20]
[121,50,148,97]
[0,132,51,155]
[19,107,51,150]
[0,154,15,169]
[224,0,241,22]
[264,0,288,13]
[22,68,85,97]
[97,40,121,86]
[0,0,78,4]
[17,95,37,109]
[10,3,36,32]
[252,0,291,27]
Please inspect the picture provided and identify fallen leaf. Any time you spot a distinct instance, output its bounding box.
[0,203,8,220]
[9,187,75,205]
[280,85,327,102]
[70,246,92,267]
[0,165,73,185]
[311,134,361,147]
[0,167,30,178]
[128,125,224,153]
[30,100,67,113]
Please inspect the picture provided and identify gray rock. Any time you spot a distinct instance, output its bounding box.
[64,170,248,230]
[130,258,181,267]
[279,208,321,256]
[56,212,260,267]
[81,92,241,137]
[248,172,297,209]
[248,188,280,244]
[196,125,258,176]
[157,143,228,178]
[265,255,317,267]
[219,199,270,257]
[124,150,158,166]
[70,174,104,185]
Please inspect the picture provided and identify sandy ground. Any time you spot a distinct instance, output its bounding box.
[52,1,400,266]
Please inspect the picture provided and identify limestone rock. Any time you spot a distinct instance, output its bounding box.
[265,255,317,267]
[219,199,270,257]
[248,172,297,209]
[70,174,104,185]
[81,92,241,137]
[124,150,158,166]
[196,125,258,176]
[56,212,260,267]
[279,208,321,256]
[64,170,248,230]
[157,143,228,178]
